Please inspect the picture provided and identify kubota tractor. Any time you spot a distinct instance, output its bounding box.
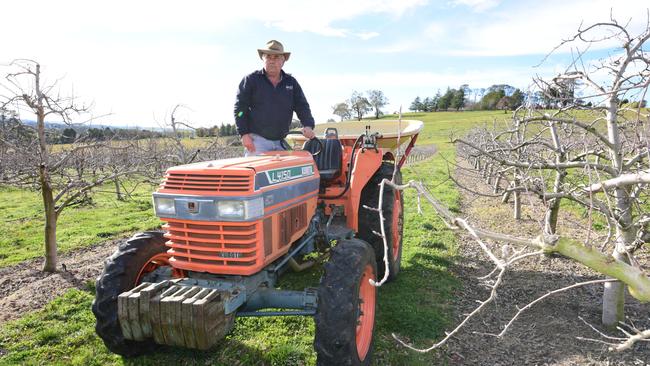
[92,120,423,365]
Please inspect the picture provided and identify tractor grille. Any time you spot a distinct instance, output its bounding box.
[163,219,261,274]
[161,173,252,193]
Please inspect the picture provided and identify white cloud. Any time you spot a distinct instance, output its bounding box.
[448,0,648,56]
[2,0,646,128]
[370,40,424,53]
[371,0,648,57]
[0,0,430,126]
[450,0,501,12]
[356,32,381,40]
[423,22,447,39]
[263,0,428,37]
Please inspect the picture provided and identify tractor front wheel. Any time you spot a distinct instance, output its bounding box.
[314,238,377,365]
[92,231,177,357]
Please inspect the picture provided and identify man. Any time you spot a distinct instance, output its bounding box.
[234,40,316,156]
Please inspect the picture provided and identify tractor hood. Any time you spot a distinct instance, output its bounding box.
[171,150,315,172]
[157,151,319,195]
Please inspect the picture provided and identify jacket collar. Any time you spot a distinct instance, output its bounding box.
[259,68,287,83]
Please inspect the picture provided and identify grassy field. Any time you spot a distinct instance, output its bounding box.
[0,183,161,267]
[0,110,505,268]
[0,110,501,365]
[0,153,461,365]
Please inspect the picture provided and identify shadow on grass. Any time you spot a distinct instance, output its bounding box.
[124,339,273,366]
[376,251,459,343]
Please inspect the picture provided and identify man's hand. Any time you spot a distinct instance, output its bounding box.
[242,134,255,153]
[302,126,315,139]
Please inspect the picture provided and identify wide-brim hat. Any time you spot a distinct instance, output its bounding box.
[257,40,291,61]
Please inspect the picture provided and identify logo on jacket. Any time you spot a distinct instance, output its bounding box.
[286,85,293,91]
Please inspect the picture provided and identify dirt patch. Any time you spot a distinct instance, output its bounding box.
[0,238,123,324]
[439,159,650,365]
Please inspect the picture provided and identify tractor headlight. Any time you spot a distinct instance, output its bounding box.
[217,197,264,220]
[217,200,244,218]
[153,197,176,216]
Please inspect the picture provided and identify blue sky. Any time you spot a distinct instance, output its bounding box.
[1,0,646,128]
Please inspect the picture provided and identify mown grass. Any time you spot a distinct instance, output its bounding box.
[0,147,464,365]
[0,182,161,267]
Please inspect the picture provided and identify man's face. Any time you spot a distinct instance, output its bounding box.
[263,54,285,76]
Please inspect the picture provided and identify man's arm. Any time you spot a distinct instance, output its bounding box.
[234,76,256,152]
[234,76,252,136]
[293,80,315,129]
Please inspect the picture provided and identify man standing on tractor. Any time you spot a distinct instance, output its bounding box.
[234,40,316,156]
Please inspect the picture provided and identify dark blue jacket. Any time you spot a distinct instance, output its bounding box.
[234,69,315,140]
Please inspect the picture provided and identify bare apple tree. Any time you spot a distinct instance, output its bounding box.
[375,15,650,354]
[451,15,650,329]
[0,60,146,272]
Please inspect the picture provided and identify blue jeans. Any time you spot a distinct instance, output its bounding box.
[244,133,286,157]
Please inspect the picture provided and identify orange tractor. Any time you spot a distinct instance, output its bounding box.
[92,120,422,365]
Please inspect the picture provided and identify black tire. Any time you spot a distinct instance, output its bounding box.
[358,162,404,282]
[314,238,377,366]
[91,231,169,357]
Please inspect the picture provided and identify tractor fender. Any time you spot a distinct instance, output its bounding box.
[347,148,383,232]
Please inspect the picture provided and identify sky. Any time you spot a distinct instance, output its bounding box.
[1,0,648,128]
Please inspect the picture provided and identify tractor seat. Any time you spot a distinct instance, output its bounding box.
[304,138,342,181]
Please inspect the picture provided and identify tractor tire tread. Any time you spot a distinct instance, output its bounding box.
[314,238,376,366]
[91,231,166,357]
[358,162,403,281]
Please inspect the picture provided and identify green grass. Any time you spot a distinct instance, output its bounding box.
[0,182,161,267]
[2,108,645,364]
[0,150,464,365]
[0,110,490,364]
[0,110,495,268]
[384,110,512,146]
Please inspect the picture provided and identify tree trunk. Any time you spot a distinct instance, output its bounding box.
[114,176,123,201]
[544,123,566,235]
[513,190,521,220]
[544,197,561,235]
[39,165,58,272]
[543,169,565,234]
[512,175,521,219]
[601,97,632,327]
[493,174,501,194]
[501,183,512,203]
[33,63,58,272]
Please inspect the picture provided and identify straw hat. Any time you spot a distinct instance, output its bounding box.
[257,40,291,61]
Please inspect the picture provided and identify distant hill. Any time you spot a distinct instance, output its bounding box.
[21,119,165,132]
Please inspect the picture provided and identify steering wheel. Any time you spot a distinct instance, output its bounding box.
[285,131,323,156]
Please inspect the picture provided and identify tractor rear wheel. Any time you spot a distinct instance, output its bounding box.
[358,162,403,282]
[314,238,377,365]
[92,231,178,357]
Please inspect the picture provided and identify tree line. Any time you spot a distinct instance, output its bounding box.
[195,123,238,138]
[412,83,646,112]
[410,84,526,112]
[331,90,389,121]
[328,85,536,122]
[0,112,241,145]
[0,114,168,145]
